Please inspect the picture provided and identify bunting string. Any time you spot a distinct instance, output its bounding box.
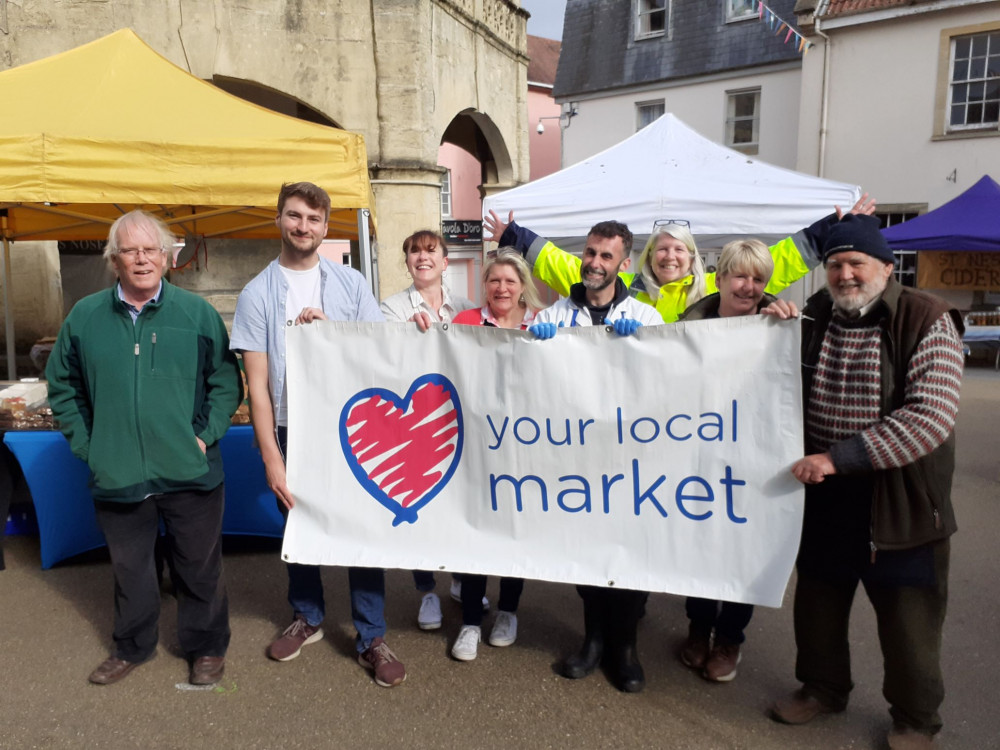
[755,1,814,55]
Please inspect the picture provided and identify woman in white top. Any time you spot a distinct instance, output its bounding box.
[380,230,475,331]
[379,229,480,629]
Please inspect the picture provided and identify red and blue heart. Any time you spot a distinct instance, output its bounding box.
[339,373,463,526]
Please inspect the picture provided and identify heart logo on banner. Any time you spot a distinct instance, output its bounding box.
[338,374,464,526]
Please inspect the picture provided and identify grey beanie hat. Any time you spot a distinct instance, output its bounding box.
[822,214,895,264]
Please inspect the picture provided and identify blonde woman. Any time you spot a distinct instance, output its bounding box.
[449,250,545,661]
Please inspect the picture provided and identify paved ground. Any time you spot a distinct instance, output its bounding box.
[1,365,997,750]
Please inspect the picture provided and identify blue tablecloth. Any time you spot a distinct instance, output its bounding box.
[3,425,283,569]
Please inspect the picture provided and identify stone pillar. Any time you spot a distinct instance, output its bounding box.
[371,165,446,299]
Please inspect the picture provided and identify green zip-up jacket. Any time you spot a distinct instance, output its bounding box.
[45,281,243,503]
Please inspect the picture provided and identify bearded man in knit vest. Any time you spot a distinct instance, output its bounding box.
[763,214,964,750]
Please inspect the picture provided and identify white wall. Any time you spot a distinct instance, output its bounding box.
[560,65,802,168]
[796,5,1000,211]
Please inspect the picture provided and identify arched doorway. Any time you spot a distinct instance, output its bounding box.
[437,110,515,304]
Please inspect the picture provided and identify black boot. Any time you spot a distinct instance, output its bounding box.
[606,592,646,693]
[561,589,604,679]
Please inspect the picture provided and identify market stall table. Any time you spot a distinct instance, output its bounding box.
[963,326,1000,370]
[3,425,282,568]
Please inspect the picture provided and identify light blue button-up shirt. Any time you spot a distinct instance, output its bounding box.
[229,256,383,421]
[117,281,163,323]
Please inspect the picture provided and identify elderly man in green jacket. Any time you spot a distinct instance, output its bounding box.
[46,210,243,687]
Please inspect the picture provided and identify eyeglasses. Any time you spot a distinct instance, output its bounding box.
[652,219,691,230]
[118,246,164,260]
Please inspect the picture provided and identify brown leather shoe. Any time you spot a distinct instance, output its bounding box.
[189,656,225,686]
[88,656,139,685]
[769,688,842,724]
[887,724,934,749]
[679,626,712,670]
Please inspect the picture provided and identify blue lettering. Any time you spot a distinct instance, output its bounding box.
[557,475,591,512]
[490,474,548,512]
[720,465,747,523]
[630,417,660,444]
[632,459,668,517]
[602,472,625,514]
[666,414,692,441]
[486,414,508,451]
[697,412,724,442]
[547,419,572,446]
[513,417,540,445]
[579,418,595,445]
[675,476,714,520]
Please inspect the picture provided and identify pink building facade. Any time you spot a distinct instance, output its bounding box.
[436,34,562,305]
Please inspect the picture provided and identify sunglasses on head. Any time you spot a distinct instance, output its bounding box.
[652,219,691,230]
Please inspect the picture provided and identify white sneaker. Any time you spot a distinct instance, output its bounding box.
[417,592,442,630]
[489,611,518,647]
[451,625,481,661]
[449,578,490,612]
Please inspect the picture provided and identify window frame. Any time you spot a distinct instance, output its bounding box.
[934,21,1000,138]
[635,0,669,41]
[440,169,453,220]
[876,206,926,289]
[725,87,761,154]
[635,99,666,132]
[726,0,757,23]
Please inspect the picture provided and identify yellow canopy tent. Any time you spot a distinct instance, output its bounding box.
[0,29,378,376]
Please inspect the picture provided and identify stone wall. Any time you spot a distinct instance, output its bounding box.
[0,0,529,352]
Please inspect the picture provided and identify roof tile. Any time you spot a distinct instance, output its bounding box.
[527,35,561,86]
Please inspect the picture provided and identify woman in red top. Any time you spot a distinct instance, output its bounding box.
[449,250,546,661]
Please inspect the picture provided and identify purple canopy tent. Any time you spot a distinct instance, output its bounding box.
[881,175,1000,252]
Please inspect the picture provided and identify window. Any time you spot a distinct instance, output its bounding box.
[727,0,757,22]
[878,208,925,288]
[726,88,760,153]
[948,32,1000,131]
[440,169,452,219]
[636,0,667,39]
[636,99,665,131]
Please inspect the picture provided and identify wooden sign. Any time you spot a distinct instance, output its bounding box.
[917,251,1000,290]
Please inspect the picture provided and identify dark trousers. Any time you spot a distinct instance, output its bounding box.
[94,484,230,663]
[577,584,648,644]
[461,575,524,626]
[685,597,754,644]
[794,538,949,734]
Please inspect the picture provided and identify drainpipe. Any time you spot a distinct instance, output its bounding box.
[813,1,832,178]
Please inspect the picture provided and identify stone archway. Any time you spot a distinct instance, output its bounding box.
[436,110,516,304]
[212,76,342,128]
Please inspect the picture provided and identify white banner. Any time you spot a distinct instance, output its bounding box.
[283,316,804,607]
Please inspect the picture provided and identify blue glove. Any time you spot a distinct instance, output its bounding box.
[613,318,643,336]
[529,322,558,339]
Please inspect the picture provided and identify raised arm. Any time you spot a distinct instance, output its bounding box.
[759,192,880,297]
[486,211,584,298]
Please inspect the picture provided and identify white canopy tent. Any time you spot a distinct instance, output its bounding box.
[484,114,861,252]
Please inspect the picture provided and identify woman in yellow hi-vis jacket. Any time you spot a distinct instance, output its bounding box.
[483,194,874,323]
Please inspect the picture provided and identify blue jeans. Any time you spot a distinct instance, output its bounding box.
[277,427,386,652]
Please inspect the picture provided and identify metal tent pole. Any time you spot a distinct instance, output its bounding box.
[357,208,379,299]
[1,212,16,380]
